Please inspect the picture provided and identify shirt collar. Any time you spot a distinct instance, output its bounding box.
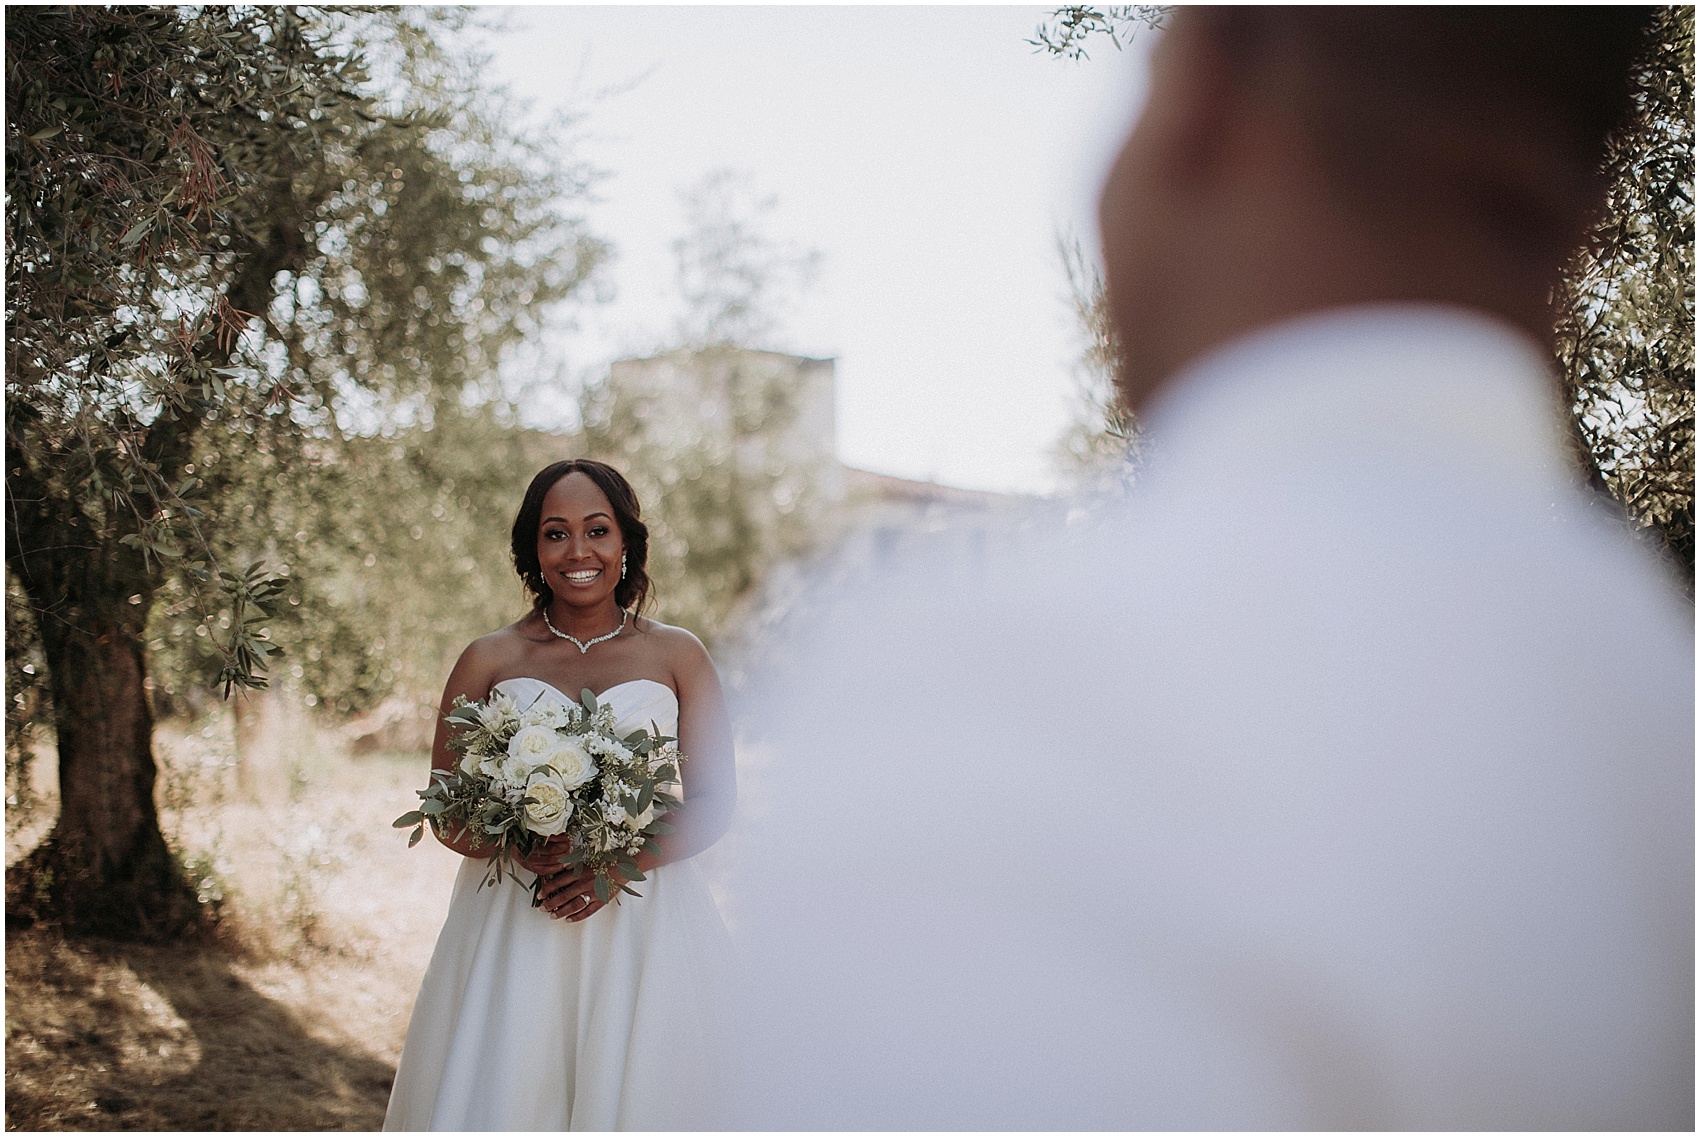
[1137,303,1576,491]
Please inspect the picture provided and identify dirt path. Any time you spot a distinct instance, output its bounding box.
[6,723,463,1130]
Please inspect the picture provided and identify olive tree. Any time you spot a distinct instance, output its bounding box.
[5,6,601,937]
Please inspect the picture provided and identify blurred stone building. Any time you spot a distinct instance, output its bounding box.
[602,347,1036,677]
[607,348,844,508]
[606,345,1022,530]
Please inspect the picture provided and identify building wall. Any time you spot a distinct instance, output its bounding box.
[607,348,842,503]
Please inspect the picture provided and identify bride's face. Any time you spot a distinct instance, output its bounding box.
[537,472,625,608]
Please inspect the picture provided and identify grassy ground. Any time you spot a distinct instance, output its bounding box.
[5,706,462,1131]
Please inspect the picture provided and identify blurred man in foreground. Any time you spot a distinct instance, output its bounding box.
[724,8,1691,1128]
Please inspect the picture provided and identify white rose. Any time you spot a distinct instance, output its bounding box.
[506,724,563,773]
[550,735,599,788]
[522,770,573,836]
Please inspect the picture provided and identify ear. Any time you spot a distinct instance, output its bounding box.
[1096,11,1243,264]
[1143,10,1245,194]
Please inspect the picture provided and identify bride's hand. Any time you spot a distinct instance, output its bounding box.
[537,866,603,921]
[513,834,574,877]
[537,860,647,922]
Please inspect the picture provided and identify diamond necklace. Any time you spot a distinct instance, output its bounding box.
[543,607,629,654]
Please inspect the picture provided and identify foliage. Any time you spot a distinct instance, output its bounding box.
[1029,6,1169,61]
[127,9,603,722]
[10,6,345,694]
[1052,235,1137,482]
[1556,5,1695,582]
[672,169,822,351]
[6,4,601,695]
[141,406,560,721]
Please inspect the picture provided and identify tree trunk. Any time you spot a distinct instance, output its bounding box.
[4,445,201,940]
[5,580,199,940]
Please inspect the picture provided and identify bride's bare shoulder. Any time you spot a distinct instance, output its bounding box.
[632,614,705,650]
[632,615,716,682]
[456,621,537,671]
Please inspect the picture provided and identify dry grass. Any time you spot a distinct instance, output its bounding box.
[5,699,462,1131]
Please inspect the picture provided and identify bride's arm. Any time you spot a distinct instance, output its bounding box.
[424,637,501,861]
[644,632,737,867]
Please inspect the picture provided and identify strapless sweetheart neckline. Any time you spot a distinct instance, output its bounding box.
[492,676,677,706]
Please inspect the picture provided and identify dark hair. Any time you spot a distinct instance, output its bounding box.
[511,459,652,616]
[1199,6,1656,273]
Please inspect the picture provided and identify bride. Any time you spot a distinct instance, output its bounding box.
[384,458,737,1131]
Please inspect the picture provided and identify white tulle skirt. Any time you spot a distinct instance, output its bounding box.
[384,853,733,1131]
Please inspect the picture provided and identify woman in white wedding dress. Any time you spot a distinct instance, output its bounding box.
[384,459,736,1131]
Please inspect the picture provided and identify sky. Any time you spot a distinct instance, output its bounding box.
[476,5,1152,494]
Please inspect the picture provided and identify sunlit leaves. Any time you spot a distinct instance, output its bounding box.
[1556,6,1695,583]
[6,5,384,691]
[214,561,289,698]
[8,5,604,704]
[1029,6,1169,61]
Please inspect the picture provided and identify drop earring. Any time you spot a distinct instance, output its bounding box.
[620,552,627,580]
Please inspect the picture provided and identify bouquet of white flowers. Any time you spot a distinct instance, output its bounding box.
[394,686,683,906]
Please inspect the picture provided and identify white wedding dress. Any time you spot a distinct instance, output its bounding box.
[384,677,734,1132]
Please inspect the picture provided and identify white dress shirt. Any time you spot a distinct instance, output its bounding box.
[727,305,1693,1130]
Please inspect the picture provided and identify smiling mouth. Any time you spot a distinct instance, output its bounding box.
[563,569,601,584]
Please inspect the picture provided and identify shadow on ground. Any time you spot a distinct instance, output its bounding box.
[5,927,394,1130]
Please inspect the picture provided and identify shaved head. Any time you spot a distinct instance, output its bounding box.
[1098,6,1658,411]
